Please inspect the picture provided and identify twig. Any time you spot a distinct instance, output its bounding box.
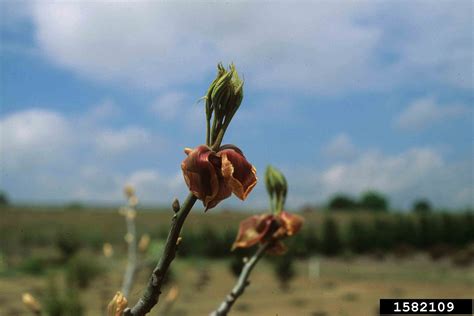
[209,242,271,316]
[121,207,138,298]
[124,193,197,316]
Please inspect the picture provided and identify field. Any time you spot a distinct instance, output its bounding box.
[1,207,473,316]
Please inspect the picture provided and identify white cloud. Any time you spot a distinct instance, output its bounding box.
[95,127,151,154]
[29,1,472,93]
[84,98,121,122]
[68,167,186,204]
[70,165,124,202]
[322,133,357,160]
[0,106,169,202]
[380,1,473,90]
[321,148,443,194]
[1,108,471,209]
[287,147,473,209]
[0,109,72,170]
[150,91,188,120]
[149,91,205,134]
[1,106,471,209]
[124,169,185,204]
[395,97,470,131]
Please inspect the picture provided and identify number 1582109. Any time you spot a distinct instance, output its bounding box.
[393,301,454,313]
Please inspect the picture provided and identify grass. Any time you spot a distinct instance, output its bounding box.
[0,206,405,249]
[0,206,473,315]
[2,256,472,315]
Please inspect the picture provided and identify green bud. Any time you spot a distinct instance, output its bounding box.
[265,165,288,214]
[205,63,244,147]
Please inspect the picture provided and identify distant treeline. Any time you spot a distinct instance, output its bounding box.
[324,190,460,214]
[2,207,473,262]
[177,212,474,260]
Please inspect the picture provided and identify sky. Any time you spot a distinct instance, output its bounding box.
[0,0,473,211]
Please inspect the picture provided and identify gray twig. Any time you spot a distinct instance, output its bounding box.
[209,242,270,316]
[124,193,197,316]
[121,207,138,298]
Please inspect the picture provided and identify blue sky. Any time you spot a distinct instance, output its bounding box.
[0,1,472,210]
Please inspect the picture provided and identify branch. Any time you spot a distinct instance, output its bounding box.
[124,193,197,316]
[209,242,270,316]
[121,207,138,298]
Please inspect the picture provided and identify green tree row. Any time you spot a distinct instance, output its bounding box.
[176,212,474,259]
[328,191,436,213]
[285,212,474,258]
[328,191,389,212]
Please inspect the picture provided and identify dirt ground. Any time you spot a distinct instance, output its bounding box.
[1,254,472,316]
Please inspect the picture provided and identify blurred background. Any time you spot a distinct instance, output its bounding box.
[0,1,472,315]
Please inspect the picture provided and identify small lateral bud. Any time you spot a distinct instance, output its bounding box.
[172,198,180,213]
[124,233,134,244]
[138,234,151,252]
[103,243,114,258]
[22,293,41,313]
[243,257,249,263]
[107,291,128,316]
[176,236,183,246]
[164,285,179,303]
[123,185,136,199]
